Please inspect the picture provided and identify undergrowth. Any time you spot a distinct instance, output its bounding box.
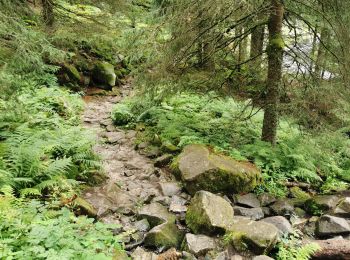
[113,91,350,196]
[0,195,123,259]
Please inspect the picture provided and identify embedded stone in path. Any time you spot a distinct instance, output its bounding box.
[173,144,261,195]
[186,191,234,234]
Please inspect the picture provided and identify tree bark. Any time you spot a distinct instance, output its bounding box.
[261,0,284,145]
[41,0,54,27]
[250,25,265,65]
[314,27,329,79]
[308,239,350,259]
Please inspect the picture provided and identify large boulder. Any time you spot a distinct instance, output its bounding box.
[305,195,339,215]
[234,193,261,208]
[233,206,264,220]
[172,144,261,195]
[92,61,116,88]
[227,217,279,254]
[186,191,234,234]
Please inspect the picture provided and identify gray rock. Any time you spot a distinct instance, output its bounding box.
[138,202,175,227]
[260,216,292,237]
[169,195,188,213]
[133,219,150,232]
[334,197,350,217]
[230,255,243,260]
[104,131,125,144]
[173,144,261,195]
[186,191,234,234]
[258,193,277,206]
[234,193,261,208]
[270,200,294,216]
[131,247,158,260]
[144,222,184,249]
[159,182,182,196]
[305,195,340,213]
[183,233,216,256]
[316,215,350,237]
[233,206,264,220]
[227,217,279,254]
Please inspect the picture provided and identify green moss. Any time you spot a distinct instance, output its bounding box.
[65,64,81,82]
[144,222,184,249]
[269,34,285,49]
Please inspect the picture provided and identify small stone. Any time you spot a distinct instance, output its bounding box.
[260,216,292,237]
[134,219,150,232]
[152,196,171,206]
[227,217,279,254]
[186,191,234,235]
[138,202,175,227]
[131,247,158,260]
[182,251,197,260]
[183,233,216,256]
[316,215,350,237]
[159,182,182,196]
[234,193,261,208]
[144,222,184,249]
[233,206,264,220]
[258,193,277,206]
[270,200,294,216]
[170,196,188,213]
[105,131,125,144]
[154,154,173,167]
[230,255,243,260]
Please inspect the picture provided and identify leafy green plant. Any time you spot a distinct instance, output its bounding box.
[275,231,320,260]
[0,196,125,259]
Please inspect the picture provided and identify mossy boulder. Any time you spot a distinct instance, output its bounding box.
[186,191,234,235]
[304,195,339,215]
[64,64,81,82]
[173,144,261,195]
[92,61,116,89]
[144,222,184,249]
[227,217,279,254]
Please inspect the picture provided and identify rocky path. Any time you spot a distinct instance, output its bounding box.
[81,84,185,258]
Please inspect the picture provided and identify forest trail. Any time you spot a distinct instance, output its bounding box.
[80,84,176,232]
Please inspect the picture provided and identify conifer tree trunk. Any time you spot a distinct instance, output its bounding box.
[41,0,54,26]
[250,25,265,66]
[261,0,284,145]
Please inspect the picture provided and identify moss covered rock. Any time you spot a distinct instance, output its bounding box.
[144,222,184,249]
[64,64,81,82]
[92,61,116,89]
[173,144,261,195]
[227,217,279,254]
[186,191,234,235]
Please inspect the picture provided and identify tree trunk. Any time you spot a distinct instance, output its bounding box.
[250,25,265,65]
[261,0,284,145]
[314,27,329,79]
[307,239,350,259]
[41,0,54,27]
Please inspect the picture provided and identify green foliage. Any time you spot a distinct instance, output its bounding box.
[0,197,124,259]
[115,91,350,196]
[275,231,320,260]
